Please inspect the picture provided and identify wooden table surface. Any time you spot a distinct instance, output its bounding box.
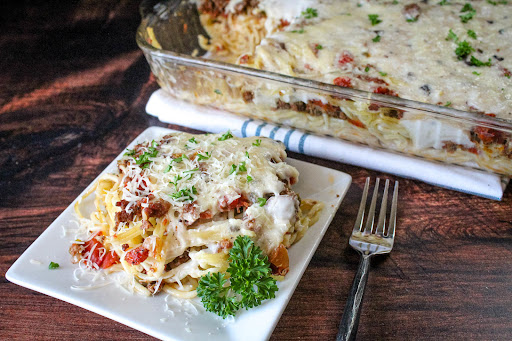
[2,1,512,340]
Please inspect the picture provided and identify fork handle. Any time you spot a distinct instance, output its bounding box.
[336,254,371,341]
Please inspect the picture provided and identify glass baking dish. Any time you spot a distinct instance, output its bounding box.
[136,0,512,176]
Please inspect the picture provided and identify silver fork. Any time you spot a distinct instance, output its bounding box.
[336,177,398,341]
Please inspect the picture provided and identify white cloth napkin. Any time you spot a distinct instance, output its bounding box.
[146,89,509,200]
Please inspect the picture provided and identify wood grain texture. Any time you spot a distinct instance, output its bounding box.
[1,1,512,340]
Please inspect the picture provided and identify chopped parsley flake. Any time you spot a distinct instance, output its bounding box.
[368,14,382,26]
[214,89,222,95]
[291,29,305,33]
[473,71,481,75]
[188,137,197,144]
[364,66,370,72]
[247,175,253,182]
[172,155,186,163]
[486,0,506,4]
[460,3,476,23]
[438,0,450,4]
[455,40,474,60]
[169,174,182,190]
[218,131,233,141]
[444,101,452,107]
[446,29,458,42]
[135,141,159,169]
[379,71,388,76]
[470,56,492,67]
[257,198,267,207]
[245,151,250,158]
[197,152,211,161]
[252,139,261,146]
[171,186,197,202]
[183,168,199,174]
[229,164,237,175]
[467,29,477,39]
[315,44,323,50]
[124,149,136,157]
[406,17,418,23]
[302,8,318,19]
[49,262,60,269]
[230,162,247,175]
[372,35,381,42]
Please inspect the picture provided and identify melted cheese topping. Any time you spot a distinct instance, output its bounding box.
[119,133,302,254]
[208,0,512,120]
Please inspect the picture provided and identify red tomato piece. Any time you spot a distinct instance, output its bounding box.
[101,250,120,269]
[84,233,105,267]
[125,246,149,265]
[338,51,354,65]
[333,77,352,88]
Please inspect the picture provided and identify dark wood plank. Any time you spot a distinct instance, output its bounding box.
[1,1,512,340]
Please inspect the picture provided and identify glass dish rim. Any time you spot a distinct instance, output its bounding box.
[135,1,512,132]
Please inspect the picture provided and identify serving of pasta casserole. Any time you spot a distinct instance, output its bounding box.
[69,132,323,301]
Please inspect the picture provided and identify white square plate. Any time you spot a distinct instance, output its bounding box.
[6,127,352,341]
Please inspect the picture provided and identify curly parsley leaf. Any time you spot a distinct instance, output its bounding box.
[467,29,477,39]
[197,272,239,318]
[228,237,277,309]
[197,236,278,318]
[372,34,381,42]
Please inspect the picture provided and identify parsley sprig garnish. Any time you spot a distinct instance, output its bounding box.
[196,236,278,318]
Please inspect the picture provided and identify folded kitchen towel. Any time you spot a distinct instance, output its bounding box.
[146,89,509,200]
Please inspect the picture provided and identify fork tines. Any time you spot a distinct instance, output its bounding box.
[354,177,398,238]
